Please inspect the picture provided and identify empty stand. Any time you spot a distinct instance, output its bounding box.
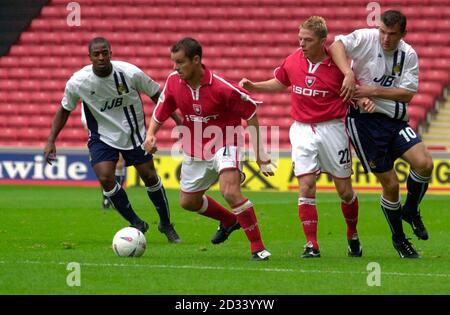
[0,0,449,149]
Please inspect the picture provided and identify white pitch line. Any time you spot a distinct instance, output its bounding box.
[257,195,448,205]
[1,260,449,279]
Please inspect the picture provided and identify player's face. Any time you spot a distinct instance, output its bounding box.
[171,50,200,81]
[298,28,324,59]
[379,22,405,52]
[89,43,112,76]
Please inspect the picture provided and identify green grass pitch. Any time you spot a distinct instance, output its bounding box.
[0,185,449,295]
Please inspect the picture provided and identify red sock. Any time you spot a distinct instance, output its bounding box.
[197,196,237,227]
[341,194,359,240]
[233,199,265,253]
[298,197,319,249]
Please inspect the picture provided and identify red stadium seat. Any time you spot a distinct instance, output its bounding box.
[418,82,445,96]
[0,128,18,142]
[40,6,64,18]
[408,117,420,131]
[3,0,449,149]
[421,70,450,84]
[410,94,436,111]
[408,105,427,123]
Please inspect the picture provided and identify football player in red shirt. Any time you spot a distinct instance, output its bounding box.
[144,37,274,261]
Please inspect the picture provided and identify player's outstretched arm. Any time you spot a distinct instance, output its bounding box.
[143,117,163,154]
[329,40,355,102]
[355,85,415,103]
[246,115,275,177]
[239,78,286,93]
[44,107,71,165]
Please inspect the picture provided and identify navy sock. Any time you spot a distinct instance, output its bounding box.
[102,188,108,201]
[380,196,405,242]
[115,168,126,186]
[116,175,125,186]
[403,169,430,216]
[104,183,142,225]
[146,176,171,226]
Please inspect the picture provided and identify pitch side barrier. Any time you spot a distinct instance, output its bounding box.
[1,148,449,194]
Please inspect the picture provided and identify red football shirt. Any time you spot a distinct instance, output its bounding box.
[153,66,258,159]
[275,48,347,123]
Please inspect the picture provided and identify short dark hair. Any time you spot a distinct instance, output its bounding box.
[171,37,202,60]
[381,10,407,33]
[88,37,111,54]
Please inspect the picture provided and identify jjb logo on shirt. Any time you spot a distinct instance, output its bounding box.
[373,74,395,87]
[373,51,404,87]
[100,97,124,112]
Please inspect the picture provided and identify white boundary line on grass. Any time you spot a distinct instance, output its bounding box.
[258,195,448,205]
[1,260,449,279]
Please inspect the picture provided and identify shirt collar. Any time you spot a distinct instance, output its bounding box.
[201,65,213,86]
[300,48,332,66]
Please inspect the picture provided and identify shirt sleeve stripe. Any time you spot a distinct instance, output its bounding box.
[212,73,262,107]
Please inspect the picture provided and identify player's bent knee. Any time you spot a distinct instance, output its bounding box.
[339,190,355,203]
[423,156,434,174]
[98,175,116,188]
[411,157,433,176]
[142,174,159,187]
[382,181,400,196]
[179,197,202,212]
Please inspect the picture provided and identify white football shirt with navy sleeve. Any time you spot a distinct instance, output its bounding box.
[335,28,419,121]
[62,60,160,150]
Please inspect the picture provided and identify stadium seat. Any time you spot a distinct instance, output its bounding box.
[0,128,19,142]
[2,0,448,149]
[410,94,436,111]
[408,117,420,131]
[421,70,450,84]
[419,82,445,96]
[408,105,427,123]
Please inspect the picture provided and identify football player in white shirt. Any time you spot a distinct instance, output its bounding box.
[44,37,182,243]
[330,10,434,258]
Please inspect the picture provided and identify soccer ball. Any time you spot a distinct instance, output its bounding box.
[112,227,147,257]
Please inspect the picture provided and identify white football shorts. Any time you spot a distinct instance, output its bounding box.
[180,146,242,193]
[289,119,352,178]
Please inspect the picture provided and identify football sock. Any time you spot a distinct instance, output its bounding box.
[380,196,405,242]
[298,197,319,249]
[102,189,109,202]
[115,167,126,186]
[403,169,430,215]
[105,183,142,225]
[197,196,237,227]
[341,193,359,240]
[146,176,171,226]
[232,199,265,253]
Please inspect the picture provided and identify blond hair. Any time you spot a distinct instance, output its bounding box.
[300,16,328,39]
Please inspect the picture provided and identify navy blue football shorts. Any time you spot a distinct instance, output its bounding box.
[87,138,153,167]
[346,112,422,173]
